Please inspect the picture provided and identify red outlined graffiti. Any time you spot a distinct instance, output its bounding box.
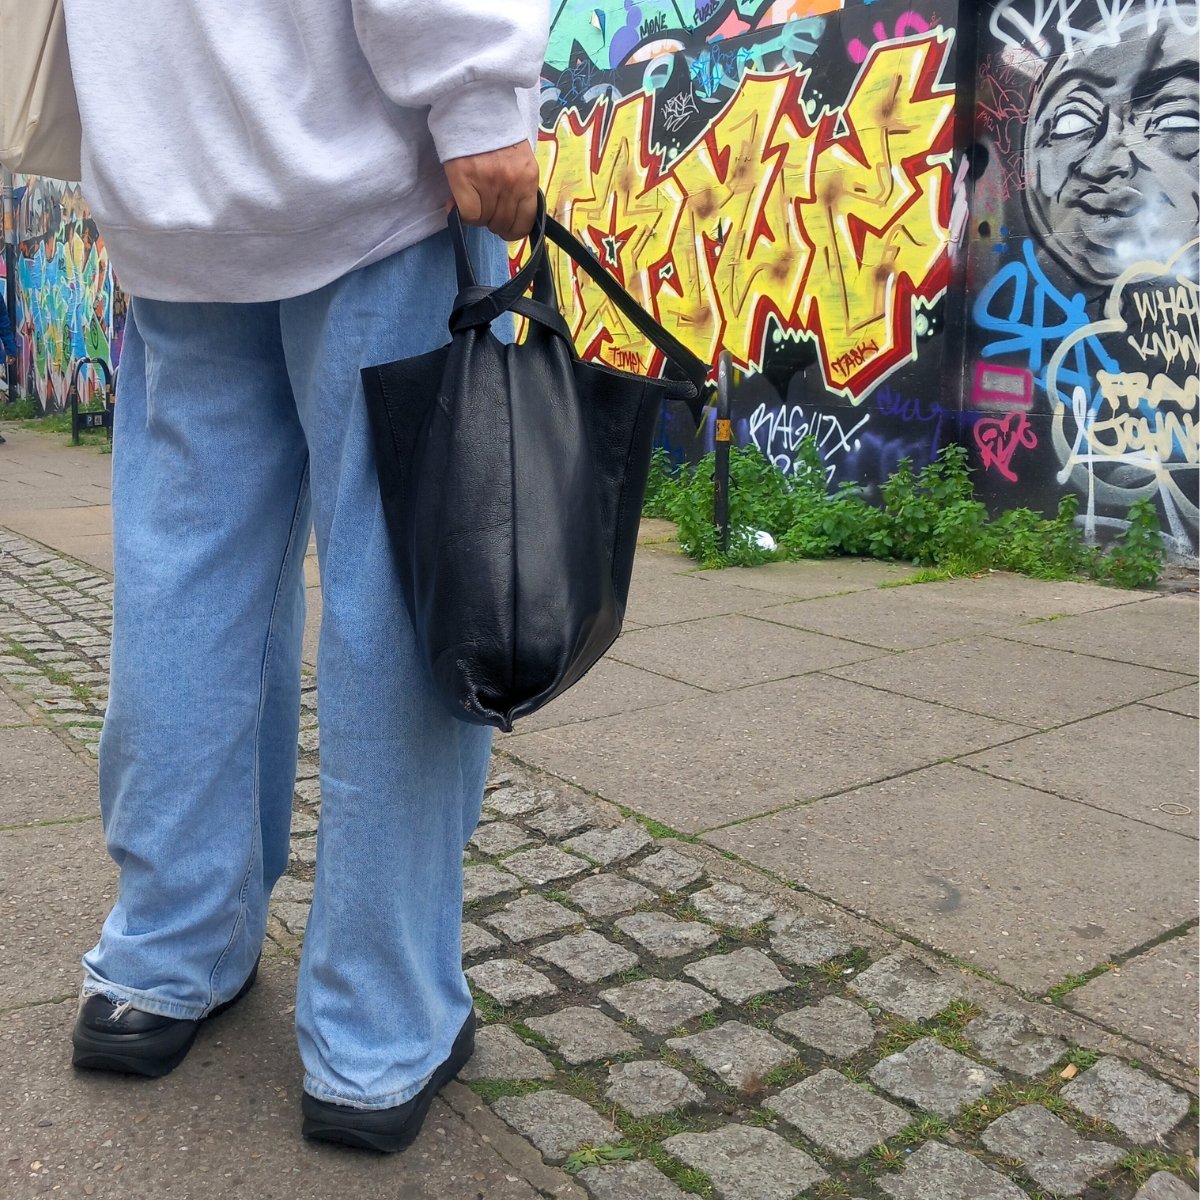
[539,32,956,402]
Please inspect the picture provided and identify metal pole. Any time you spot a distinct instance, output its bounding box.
[1,169,15,408]
[714,350,733,554]
[70,372,79,444]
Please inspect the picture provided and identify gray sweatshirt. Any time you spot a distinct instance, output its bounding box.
[62,1,548,302]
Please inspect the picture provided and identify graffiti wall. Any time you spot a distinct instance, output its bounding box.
[966,0,1200,557]
[541,0,1200,554]
[2,4,1196,554]
[539,0,965,496]
[4,173,123,411]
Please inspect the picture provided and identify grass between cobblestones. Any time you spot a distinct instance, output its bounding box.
[1118,1149,1200,1187]
[2,528,1197,1200]
[4,637,98,705]
[873,999,982,1058]
[954,1079,1116,1140]
[465,1078,541,1103]
[451,777,1199,1199]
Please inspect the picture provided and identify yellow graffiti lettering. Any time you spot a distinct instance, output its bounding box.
[539,34,955,398]
[795,42,953,391]
[1097,370,1199,413]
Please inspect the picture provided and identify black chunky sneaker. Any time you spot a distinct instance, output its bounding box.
[71,958,260,1078]
[301,1011,476,1153]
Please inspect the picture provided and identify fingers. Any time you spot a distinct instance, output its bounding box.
[444,141,540,239]
[508,190,540,241]
[490,191,521,242]
[451,177,485,227]
[473,186,500,232]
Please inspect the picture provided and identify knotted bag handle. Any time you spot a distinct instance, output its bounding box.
[448,191,710,420]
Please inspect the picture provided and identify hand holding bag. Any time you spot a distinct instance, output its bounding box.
[0,0,83,180]
[362,194,709,731]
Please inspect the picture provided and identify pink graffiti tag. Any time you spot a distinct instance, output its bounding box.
[970,361,1034,409]
[974,411,1038,482]
[848,13,931,63]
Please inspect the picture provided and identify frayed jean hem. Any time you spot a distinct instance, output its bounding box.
[80,970,228,1022]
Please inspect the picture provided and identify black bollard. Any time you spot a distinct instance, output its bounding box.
[714,350,733,555]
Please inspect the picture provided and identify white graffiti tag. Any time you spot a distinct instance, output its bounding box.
[1049,240,1200,554]
[990,0,1199,57]
[749,403,870,483]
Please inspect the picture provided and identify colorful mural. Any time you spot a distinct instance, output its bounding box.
[966,0,1199,557]
[541,34,955,399]
[538,0,966,502]
[3,173,123,412]
[2,0,1196,557]
[542,0,1200,556]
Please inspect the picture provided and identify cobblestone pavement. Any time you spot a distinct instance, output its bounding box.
[1,528,1197,1200]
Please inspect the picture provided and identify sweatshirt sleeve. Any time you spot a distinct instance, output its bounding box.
[350,1,549,163]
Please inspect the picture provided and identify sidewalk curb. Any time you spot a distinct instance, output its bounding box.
[442,1083,589,1200]
[495,750,1200,1094]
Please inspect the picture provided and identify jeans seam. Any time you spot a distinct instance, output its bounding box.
[207,463,311,1008]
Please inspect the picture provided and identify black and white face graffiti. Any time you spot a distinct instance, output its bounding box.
[1023,7,1200,291]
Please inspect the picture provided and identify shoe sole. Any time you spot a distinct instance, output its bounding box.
[71,961,259,1078]
[301,1018,476,1153]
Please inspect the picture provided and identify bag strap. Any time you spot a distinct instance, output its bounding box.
[542,213,710,415]
[449,193,550,328]
[448,190,711,418]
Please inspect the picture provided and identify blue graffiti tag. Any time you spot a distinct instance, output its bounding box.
[973,240,1118,403]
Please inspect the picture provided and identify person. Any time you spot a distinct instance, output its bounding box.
[61,0,549,1153]
[0,294,15,443]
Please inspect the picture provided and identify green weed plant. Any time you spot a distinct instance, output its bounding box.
[644,442,1164,588]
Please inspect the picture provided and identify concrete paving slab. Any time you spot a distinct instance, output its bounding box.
[1067,930,1199,1065]
[303,584,321,670]
[0,818,114,1007]
[622,553,784,628]
[505,675,1025,833]
[0,431,112,512]
[1,504,113,541]
[756,586,1019,650]
[501,657,704,736]
[0,726,98,827]
[1000,595,1200,675]
[830,637,1189,728]
[608,613,883,692]
[68,483,118,506]
[0,961,546,1200]
[0,689,31,727]
[912,572,1150,619]
[1141,686,1200,717]
[964,705,1199,836]
[36,533,113,574]
[704,764,1199,993]
[695,558,918,598]
[304,554,320,588]
[637,518,680,546]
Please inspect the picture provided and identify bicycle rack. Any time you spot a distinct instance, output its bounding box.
[69,357,116,445]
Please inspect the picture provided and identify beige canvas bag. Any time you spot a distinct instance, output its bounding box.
[0,0,83,180]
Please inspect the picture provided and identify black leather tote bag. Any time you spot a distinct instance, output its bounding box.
[362,193,708,731]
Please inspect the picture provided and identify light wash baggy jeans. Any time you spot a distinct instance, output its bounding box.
[82,225,506,1110]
